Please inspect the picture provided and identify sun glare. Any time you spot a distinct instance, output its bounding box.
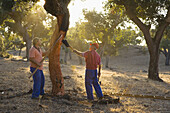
[37,0,45,6]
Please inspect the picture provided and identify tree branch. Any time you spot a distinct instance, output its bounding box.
[125,8,153,51]
[166,6,170,23]
[155,7,170,45]
[159,48,167,57]
[155,22,169,45]
[5,21,24,35]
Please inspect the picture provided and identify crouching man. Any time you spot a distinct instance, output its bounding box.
[29,38,47,99]
[72,43,103,101]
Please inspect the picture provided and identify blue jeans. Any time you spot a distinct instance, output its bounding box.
[30,67,45,98]
[85,69,103,100]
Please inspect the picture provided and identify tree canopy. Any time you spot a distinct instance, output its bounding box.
[105,0,170,81]
[0,0,57,59]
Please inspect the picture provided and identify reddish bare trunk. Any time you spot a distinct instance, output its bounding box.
[49,24,64,95]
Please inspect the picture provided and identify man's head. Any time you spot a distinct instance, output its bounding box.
[33,37,41,47]
[89,43,99,51]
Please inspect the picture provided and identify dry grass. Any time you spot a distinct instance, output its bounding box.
[0,45,170,113]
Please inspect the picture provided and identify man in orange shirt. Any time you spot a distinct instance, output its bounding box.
[72,43,103,101]
[29,38,46,99]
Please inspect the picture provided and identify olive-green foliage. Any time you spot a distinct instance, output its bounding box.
[106,0,169,25]
[83,10,141,56]
[0,0,57,53]
[160,26,170,49]
[67,23,88,52]
[0,35,4,52]
[67,10,141,56]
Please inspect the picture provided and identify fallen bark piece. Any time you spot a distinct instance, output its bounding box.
[39,104,48,109]
[63,76,71,79]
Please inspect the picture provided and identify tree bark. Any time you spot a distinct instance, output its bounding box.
[148,44,162,81]
[49,23,64,96]
[25,34,32,61]
[44,0,71,96]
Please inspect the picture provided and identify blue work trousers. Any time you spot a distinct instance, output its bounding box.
[30,67,45,98]
[85,69,103,100]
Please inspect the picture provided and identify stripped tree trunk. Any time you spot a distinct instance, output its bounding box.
[44,0,70,95]
[49,22,65,95]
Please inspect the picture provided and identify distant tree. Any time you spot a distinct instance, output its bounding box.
[82,10,122,67]
[0,34,4,53]
[0,26,16,53]
[83,10,140,68]
[0,0,34,60]
[106,0,170,81]
[0,0,53,60]
[67,23,88,65]
[160,39,170,65]
[1,0,71,95]
[160,26,170,65]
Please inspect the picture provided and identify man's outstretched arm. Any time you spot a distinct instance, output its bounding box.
[73,49,83,57]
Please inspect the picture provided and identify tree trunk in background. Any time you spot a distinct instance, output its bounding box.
[99,43,106,59]
[49,24,64,95]
[105,55,109,68]
[69,50,72,60]
[128,11,169,81]
[19,48,21,56]
[148,44,161,81]
[78,56,83,65]
[64,49,68,64]
[25,35,32,61]
[5,17,32,61]
[165,48,170,65]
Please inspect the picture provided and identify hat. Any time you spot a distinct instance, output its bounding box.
[90,43,99,49]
